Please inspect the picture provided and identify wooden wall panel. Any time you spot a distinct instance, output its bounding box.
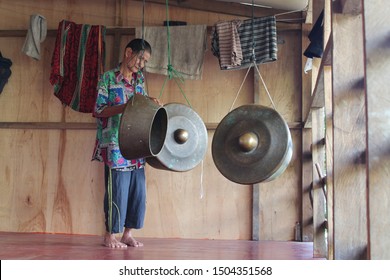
[0,36,97,124]
[0,0,116,29]
[0,0,303,241]
[257,30,302,122]
[145,52,254,123]
[256,29,302,241]
[259,130,301,240]
[364,0,390,260]
[0,129,103,234]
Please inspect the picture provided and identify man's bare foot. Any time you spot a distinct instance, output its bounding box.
[104,233,127,248]
[121,236,144,247]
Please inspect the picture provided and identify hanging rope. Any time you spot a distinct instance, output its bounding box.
[158,0,192,108]
[229,65,252,112]
[274,9,305,17]
[253,63,277,110]
[108,168,113,233]
[251,0,256,64]
[228,0,277,112]
[141,0,145,43]
[138,0,151,97]
[107,168,120,234]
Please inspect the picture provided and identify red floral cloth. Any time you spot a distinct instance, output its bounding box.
[50,20,105,113]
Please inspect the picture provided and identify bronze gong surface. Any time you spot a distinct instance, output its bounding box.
[119,94,168,160]
[212,104,292,184]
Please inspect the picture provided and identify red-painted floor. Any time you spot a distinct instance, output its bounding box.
[0,231,323,260]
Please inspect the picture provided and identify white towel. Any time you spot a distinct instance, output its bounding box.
[136,25,207,80]
[22,14,47,60]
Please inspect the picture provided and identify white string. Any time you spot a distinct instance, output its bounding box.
[199,159,204,199]
[274,8,306,17]
[228,62,277,112]
[253,62,277,110]
[229,65,253,112]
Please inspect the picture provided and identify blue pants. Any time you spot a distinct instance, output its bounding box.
[104,166,146,234]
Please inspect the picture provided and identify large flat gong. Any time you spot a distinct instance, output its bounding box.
[212,104,293,184]
[146,103,208,172]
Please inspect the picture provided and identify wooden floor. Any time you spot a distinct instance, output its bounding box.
[0,231,323,260]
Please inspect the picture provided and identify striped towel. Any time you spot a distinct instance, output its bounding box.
[212,16,277,70]
[213,20,243,69]
[50,20,105,113]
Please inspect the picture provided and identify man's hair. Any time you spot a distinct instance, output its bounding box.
[125,38,152,55]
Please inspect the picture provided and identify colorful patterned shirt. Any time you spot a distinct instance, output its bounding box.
[92,65,147,170]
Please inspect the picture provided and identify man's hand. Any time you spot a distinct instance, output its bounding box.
[149,96,164,106]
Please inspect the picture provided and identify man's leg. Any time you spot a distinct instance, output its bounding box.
[121,168,146,247]
[103,166,131,248]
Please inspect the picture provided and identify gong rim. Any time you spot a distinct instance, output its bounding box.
[147,103,208,172]
[119,94,168,160]
[212,104,293,184]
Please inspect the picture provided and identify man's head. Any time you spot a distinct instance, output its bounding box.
[123,39,152,73]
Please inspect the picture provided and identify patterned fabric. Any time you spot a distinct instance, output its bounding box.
[50,20,105,113]
[239,16,277,67]
[212,20,243,70]
[212,16,277,70]
[92,65,147,170]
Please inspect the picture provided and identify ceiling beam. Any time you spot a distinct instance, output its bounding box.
[132,0,301,18]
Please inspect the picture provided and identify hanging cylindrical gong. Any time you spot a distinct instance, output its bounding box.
[212,104,293,184]
[119,94,168,160]
[146,103,208,172]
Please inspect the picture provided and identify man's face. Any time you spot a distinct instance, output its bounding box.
[125,48,151,73]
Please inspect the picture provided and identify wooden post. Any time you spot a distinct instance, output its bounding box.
[301,11,314,243]
[331,0,368,259]
[323,0,334,261]
[363,0,390,259]
[324,64,333,259]
[312,108,327,258]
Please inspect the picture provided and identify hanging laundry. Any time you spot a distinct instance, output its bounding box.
[135,25,207,80]
[212,20,243,70]
[50,20,105,113]
[0,52,12,94]
[21,14,47,60]
[212,16,277,70]
[303,10,324,58]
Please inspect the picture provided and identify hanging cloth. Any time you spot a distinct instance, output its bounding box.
[237,16,278,68]
[21,14,47,60]
[49,20,105,113]
[212,20,243,70]
[303,10,324,58]
[0,52,12,94]
[212,15,278,70]
[135,25,207,80]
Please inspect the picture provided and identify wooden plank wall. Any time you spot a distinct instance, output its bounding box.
[303,0,389,259]
[0,0,303,241]
[363,0,390,259]
[256,29,302,241]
